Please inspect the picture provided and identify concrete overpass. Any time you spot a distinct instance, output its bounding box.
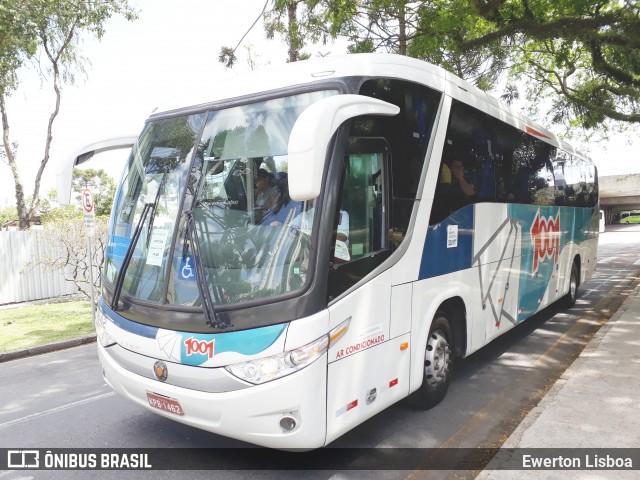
[600,174,640,223]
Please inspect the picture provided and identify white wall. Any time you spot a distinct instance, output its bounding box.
[0,231,77,305]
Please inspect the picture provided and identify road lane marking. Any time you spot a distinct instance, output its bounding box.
[598,256,617,264]
[0,391,116,430]
[633,259,640,266]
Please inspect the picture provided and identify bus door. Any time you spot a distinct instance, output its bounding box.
[324,137,412,443]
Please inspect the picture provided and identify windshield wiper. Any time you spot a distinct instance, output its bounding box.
[111,202,154,311]
[184,209,229,329]
[111,170,169,311]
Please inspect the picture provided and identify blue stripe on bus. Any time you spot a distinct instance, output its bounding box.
[99,298,288,365]
[419,204,474,280]
[99,298,159,339]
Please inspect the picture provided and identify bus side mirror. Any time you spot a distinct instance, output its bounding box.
[287,94,399,201]
[57,135,138,205]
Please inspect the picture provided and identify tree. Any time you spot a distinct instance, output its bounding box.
[325,0,640,127]
[219,0,328,68]
[27,215,108,300]
[72,168,116,217]
[427,0,640,129]
[272,0,638,130]
[0,0,137,230]
[0,205,17,226]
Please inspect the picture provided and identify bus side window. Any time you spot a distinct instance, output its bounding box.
[335,151,386,262]
[327,138,391,301]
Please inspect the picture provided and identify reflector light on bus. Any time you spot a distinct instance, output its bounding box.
[329,318,351,345]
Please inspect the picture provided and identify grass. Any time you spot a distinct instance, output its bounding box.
[0,301,94,353]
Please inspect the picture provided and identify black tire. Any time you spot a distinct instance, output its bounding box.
[408,313,454,409]
[561,260,579,308]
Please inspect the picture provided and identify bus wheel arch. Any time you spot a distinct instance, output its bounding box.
[438,297,467,359]
[408,297,466,409]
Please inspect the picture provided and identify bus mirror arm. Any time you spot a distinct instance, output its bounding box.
[287,94,400,201]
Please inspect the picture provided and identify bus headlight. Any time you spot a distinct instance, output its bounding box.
[95,304,117,347]
[225,334,329,385]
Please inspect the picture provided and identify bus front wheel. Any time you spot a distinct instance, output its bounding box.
[410,313,454,409]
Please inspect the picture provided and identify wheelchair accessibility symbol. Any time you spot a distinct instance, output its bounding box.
[180,255,196,281]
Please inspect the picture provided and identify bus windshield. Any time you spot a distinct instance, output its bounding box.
[105,90,337,310]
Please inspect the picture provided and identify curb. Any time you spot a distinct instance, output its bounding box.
[0,334,97,363]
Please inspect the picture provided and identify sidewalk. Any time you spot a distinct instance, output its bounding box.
[478,283,640,478]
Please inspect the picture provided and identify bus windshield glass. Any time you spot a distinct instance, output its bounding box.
[105,90,337,309]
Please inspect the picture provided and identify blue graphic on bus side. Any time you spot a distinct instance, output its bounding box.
[420,203,597,322]
[510,204,595,321]
[419,204,474,279]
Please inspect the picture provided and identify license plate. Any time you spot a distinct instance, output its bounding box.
[146,392,184,416]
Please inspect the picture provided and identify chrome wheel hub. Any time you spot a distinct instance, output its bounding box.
[424,330,451,387]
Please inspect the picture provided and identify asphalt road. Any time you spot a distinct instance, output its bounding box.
[1,225,639,480]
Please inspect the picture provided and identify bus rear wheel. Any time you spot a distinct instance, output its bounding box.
[561,260,580,308]
[410,313,454,409]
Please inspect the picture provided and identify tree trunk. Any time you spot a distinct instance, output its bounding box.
[398,3,407,55]
[29,38,65,224]
[287,2,298,62]
[0,94,29,230]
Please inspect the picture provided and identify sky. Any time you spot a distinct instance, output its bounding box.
[1,0,303,207]
[1,0,638,208]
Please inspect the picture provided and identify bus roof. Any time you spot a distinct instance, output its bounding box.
[150,53,588,161]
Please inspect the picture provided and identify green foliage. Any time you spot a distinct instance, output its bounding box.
[264,0,326,62]
[0,205,17,225]
[218,46,237,68]
[71,168,116,217]
[41,204,82,224]
[0,2,37,95]
[0,0,137,97]
[0,0,137,230]
[448,0,640,128]
[260,0,639,130]
[408,0,508,89]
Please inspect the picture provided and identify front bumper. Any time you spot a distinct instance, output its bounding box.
[98,343,328,450]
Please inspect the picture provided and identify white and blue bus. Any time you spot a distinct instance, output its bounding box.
[91,54,598,449]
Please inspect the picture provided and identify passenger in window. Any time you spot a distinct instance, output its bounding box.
[450,159,476,199]
[431,158,476,223]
